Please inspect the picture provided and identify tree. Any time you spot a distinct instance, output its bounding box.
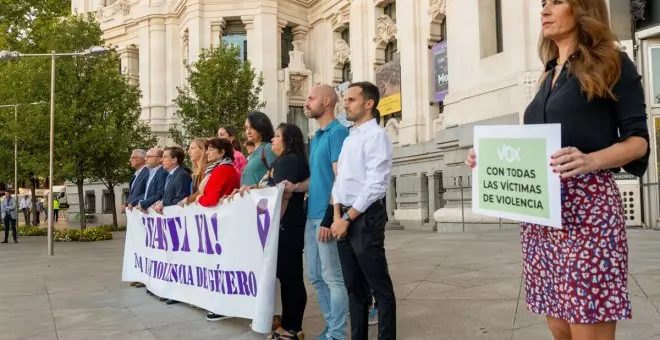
[171,43,264,145]
[0,0,70,51]
[0,14,154,229]
[37,14,154,229]
[88,69,155,229]
[0,0,70,225]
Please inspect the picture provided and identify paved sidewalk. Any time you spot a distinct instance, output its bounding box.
[1,229,659,340]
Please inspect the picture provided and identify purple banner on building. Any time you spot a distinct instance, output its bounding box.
[432,41,448,103]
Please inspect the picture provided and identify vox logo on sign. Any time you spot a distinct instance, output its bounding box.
[497,145,521,162]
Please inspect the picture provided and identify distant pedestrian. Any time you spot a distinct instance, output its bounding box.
[53,198,60,222]
[20,195,31,225]
[2,191,19,243]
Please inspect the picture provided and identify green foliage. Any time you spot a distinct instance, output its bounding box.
[54,227,113,242]
[0,14,154,229]
[95,224,126,232]
[172,43,265,145]
[0,0,70,51]
[18,225,47,236]
[18,224,114,241]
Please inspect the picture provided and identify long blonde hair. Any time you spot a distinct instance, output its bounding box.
[190,138,209,190]
[538,0,621,101]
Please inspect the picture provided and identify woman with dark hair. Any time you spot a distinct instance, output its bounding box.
[467,1,648,339]
[196,138,240,207]
[241,112,278,187]
[257,123,310,340]
[218,125,248,176]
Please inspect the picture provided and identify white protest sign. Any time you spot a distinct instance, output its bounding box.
[472,124,562,228]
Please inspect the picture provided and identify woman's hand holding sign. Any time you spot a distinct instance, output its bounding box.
[550,147,598,179]
[465,148,477,169]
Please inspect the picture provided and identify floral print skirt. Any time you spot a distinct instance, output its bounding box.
[520,172,631,324]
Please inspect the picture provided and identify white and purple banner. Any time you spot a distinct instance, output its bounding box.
[121,186,284,334]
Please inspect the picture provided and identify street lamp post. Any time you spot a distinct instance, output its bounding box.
[0,46,109,256]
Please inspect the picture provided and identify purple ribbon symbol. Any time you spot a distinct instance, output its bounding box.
[256,198,270,250]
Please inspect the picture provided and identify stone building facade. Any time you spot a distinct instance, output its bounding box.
[69,0,647,230]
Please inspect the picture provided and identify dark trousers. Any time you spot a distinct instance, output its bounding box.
[4,215,17,242]
[35,211,40,225]
[277,225,307,332]
[338,201,396,340]
[54,209,59,222]
[22,208,30,225]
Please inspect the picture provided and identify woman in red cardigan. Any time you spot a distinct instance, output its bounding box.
[196,138,241,207]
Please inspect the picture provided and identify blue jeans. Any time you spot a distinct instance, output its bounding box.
[305,219,348,340]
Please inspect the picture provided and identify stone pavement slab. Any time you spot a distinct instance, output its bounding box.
[1,228,659,339]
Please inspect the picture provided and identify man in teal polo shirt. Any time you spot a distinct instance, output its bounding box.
[284,84,349,340]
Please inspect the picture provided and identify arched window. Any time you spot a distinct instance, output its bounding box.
[342,63,352,83]
[385,41,398,63]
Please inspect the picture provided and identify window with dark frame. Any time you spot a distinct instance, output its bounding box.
[85,190,96,214]
[281,26,294,69]
[495,0,503,53]
[384,2,396,22]
[385,41,398,63]
[102,190,113,214]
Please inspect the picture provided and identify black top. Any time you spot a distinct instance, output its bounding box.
[269,153,310,227]
[523,51,649,177]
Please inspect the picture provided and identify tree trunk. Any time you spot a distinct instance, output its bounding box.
[107,183,118,230]
[77,180,86,230]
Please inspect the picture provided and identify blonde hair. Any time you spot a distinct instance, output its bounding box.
[190,138,208,190]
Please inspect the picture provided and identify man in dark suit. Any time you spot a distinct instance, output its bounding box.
[136,148,167,211]
[125,149,149,211]
[125,149,148,288]
[153,146,192,305]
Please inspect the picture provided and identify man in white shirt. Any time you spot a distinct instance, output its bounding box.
[330,81,395,340]
[20,195,31,225]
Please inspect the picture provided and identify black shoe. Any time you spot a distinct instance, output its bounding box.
[1,241,7,244]
[165,299,179,305]
[206,312,231,321]
[135,283,145,288]
[159,297,168,302]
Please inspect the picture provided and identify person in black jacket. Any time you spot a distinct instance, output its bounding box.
[124,149,149,210]
[136,148,168,211]
[154,146,192,212]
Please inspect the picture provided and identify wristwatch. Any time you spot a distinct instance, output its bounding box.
[342,212,353,223]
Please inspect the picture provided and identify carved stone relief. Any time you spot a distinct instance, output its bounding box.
[332,39,351,66]
[96,0,130,21]
[428,0,447,20]
[385,118,400,145]
[373,15,398,47]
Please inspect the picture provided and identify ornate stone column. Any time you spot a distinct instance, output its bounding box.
[210,19,226,48]
[149,18,167,119]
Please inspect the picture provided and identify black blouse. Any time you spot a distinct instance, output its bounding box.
[523,51,650,177]
[264,153,310,228]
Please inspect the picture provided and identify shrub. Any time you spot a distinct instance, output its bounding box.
[54,227,113,242]
[95,225,126,232]
[18,225,48,236]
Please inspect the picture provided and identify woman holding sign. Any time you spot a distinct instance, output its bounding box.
[467,1,648,339]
